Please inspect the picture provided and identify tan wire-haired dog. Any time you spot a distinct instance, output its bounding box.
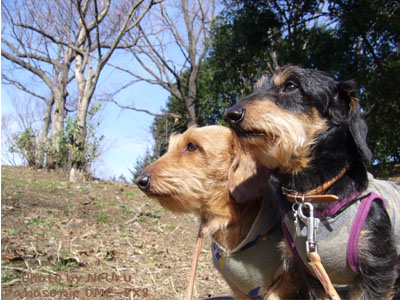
[136,125,299,300]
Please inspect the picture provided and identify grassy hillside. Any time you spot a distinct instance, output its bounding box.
[1,166,231,300]
[2,165,399,300]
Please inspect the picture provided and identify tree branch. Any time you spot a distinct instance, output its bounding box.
[137,23,182,85]
[2,74,49,102]
[96,0,154,79]
[107,99,182,119]
[1,39,54,65]
[12,22,85,56]
[1,49,54,88]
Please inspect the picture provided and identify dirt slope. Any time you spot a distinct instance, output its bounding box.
[2,165,399,300]
[1,166,231,300]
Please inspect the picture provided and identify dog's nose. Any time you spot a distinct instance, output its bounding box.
[224,105,245,125]
[135,174,151,190]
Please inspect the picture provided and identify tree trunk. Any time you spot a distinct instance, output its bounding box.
[69,94,90,182]
[185,70,198,127]
[46,47,74,169]
[69,50,93,182]
[185,97,197,127]
[36,96,54,168]
[46,88,66,169]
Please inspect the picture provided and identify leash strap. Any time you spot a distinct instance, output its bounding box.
[297,203,341,300]
[185,223,204,300]
[308,252,341,300]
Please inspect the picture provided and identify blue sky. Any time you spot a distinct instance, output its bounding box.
[89,81,169,180]
[1,64,170,181]
[99,88,170,180]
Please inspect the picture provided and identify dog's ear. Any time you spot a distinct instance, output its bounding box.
[338,80,373,163]
[228,142,270,203]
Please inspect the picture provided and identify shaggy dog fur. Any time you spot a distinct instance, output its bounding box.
[135,125,299,299]
[224,65,399,300]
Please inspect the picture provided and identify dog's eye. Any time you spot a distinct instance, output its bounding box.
[184,142,199,153]
[283,81,298,93]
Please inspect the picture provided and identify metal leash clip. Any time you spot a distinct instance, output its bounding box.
[297,202,320,258]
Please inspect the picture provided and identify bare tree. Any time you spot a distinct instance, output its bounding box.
[2,0,157,180]
[2,0,77,168]
[119,0,216,127]
[69,0,157,181]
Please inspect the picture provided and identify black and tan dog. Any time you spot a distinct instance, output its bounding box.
[224,65,400,300]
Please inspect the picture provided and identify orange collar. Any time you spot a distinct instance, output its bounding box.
[282,168,347,204]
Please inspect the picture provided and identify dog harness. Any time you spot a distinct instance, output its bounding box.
[283,173,400,284]
[211,194,282,300]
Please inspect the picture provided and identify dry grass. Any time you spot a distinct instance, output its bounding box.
[1,166,231,300]
[3,165,398,300]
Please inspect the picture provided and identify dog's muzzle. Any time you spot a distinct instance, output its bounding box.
[224,104,245,125]
[136,173,151,190]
